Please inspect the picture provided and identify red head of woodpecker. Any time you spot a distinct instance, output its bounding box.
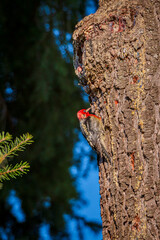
[77,109,101,120]
[77,109,110,162]
[77,109,90,119]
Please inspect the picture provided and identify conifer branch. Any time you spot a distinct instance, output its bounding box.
[0,133,33,164]
[0,162,30,182]
[0,132,12,145]
[0,132,33,182]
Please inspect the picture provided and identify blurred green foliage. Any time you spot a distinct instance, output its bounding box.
[0,0,99,239]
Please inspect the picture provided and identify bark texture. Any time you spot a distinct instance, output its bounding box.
[73,0,160,239]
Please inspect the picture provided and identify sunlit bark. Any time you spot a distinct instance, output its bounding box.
[73,0,160,239]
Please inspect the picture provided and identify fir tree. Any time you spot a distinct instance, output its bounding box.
[0,132,33,181]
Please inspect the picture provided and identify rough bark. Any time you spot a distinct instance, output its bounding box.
[73,0,160,239]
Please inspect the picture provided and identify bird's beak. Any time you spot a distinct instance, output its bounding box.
[86,107,91,112]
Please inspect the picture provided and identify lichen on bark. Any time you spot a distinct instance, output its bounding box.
[73,0,160,239]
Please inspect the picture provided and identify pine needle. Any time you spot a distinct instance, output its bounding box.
[0,133,33,164]
[0,132,12,145]
[0,162,30,182]
[0,132,33,182]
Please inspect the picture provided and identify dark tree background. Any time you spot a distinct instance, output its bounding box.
[0,0,99,239]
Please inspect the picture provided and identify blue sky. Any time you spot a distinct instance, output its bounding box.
[72,163,102,240]
[69,130,102,240]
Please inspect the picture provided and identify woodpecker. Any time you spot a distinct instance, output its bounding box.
[77,109,110,163]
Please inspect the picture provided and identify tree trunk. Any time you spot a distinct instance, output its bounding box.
[73,0,160,239]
